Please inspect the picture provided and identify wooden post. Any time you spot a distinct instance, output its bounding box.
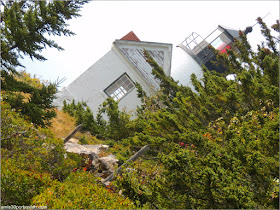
[103,145,150,183]
[64,124,83,144]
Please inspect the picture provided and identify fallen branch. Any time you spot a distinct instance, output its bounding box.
[103,145,150,183]
[64,124,83,143]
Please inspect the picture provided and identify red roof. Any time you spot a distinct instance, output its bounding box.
[120,31,140,41]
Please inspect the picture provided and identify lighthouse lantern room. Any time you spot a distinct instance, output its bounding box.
[177,25,241,73]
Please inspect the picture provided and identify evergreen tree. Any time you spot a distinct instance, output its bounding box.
[62,98,132,141]
[1,0,88,72]
[133,18,279,147]
[1,0,88,127]
[117,18,279,209]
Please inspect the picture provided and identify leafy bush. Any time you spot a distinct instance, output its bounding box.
[154,108,279,209]
[1,158,54,206]
[63,97,133,140]
[116,160,162,208]
[63,100,100,135]
[115,18,279,209]
[117,107,279,209]
[32,171,135,209]
[1,98,82,181]
[79,135,89,144]
[1,71,57,128]
[107,142,132,166]
[1,13,279,209]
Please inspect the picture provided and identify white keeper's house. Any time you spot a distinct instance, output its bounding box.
[54,31,173,116]
[54,25,241,116]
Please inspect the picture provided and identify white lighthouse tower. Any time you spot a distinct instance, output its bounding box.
[171,25,243,87]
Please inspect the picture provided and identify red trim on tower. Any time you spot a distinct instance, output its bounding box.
[120,31,141,41]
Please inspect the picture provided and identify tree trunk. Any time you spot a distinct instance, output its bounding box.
[64,124,83,143]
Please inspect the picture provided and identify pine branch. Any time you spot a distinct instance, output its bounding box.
[257,17,278,54]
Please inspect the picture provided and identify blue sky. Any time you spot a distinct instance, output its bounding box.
[18,1,279,88]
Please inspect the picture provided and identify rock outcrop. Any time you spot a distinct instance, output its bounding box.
[64,140,118,179]
[64,140,109,155]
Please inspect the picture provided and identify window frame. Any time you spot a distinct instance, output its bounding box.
[104,73,135,101]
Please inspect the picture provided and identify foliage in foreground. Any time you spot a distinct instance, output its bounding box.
[62,97,132,140]
[1,0,88,72]
[60,17,279,209]
[117,106,279,209]
[1,0,89,127]
[1,97,134,208]
[1,158,53,206]
[1,99,82,205]
[1,100,79,179]
[1,1,136,208]
[114,18,279,209]
[32,171,135,209]
[1,71,58,127]
[1,8,279,209]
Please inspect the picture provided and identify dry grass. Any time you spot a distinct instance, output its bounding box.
[48,108,78,139]
[48,109,102,145]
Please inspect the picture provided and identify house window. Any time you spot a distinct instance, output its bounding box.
[104,73,134,101]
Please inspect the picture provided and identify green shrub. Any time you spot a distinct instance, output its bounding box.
[1,71,57,128]
[79,135,89,144]
[116,160,162,208]
[32,171,135,209]
[107,142,132,166]
[63,100,100,135]
[63,98,133,141]
[1,98,81,181]
[117,108,279,209]
[1,158,54,206]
